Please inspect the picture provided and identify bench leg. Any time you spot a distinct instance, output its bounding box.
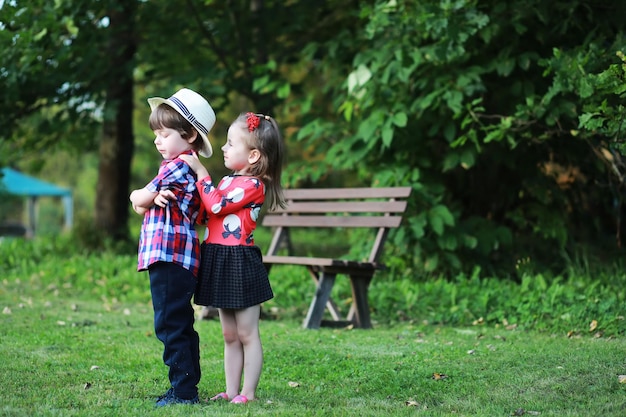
[307,269,342,321]
[303,272,336,329]
[349,274,373,329]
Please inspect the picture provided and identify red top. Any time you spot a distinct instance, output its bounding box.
[196,174,265,246]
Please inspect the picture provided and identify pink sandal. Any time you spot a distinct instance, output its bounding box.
[209,392,229,401]
[230,394,248,404]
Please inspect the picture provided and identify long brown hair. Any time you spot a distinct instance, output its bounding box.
[234,112,286,210]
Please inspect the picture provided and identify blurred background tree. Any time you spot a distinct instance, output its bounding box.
[1,0,626,277]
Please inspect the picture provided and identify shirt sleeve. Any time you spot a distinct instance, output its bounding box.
[197,176,265,216]
[146,159,188,192]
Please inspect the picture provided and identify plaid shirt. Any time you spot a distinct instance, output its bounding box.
[137,153,201,276]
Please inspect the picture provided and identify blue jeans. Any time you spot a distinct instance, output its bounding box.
[149,262,200,399]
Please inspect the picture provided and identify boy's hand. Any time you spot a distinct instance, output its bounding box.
[154,189,176,207]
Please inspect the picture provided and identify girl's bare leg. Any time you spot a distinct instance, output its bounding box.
[219,309,242,399]
[235,305,263,400]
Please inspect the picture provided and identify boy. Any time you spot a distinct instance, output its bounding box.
[129,88,215,406]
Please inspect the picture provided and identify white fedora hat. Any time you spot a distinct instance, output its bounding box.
[148,88,216,158]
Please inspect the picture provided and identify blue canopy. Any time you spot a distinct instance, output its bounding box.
[0,167,71,197]
[0,167,73,235]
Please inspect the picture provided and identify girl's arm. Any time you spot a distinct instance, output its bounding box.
[199,177,265,215]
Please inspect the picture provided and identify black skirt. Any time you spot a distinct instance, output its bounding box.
[194,243,273,309]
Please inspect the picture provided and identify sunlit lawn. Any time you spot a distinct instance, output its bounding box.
[2,235,626,416]
[1,289,626,416]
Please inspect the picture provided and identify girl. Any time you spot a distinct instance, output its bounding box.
[180,112,286,404]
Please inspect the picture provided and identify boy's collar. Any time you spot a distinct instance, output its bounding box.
[178,150,195,157]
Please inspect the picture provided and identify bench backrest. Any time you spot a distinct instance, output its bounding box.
[262,187,412,263]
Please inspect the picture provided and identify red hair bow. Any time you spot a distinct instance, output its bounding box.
[246,112,260,132]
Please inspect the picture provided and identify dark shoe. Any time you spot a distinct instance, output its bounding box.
[156,388,173,402]
[155,390,199,407]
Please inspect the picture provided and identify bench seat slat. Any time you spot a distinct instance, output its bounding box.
[272,201,407,214]
[283,186,412,200]
[263,255,381,271]
[262,215,403,228]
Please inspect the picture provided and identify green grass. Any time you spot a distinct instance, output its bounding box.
[2,236,626,416]
[1,295,626,416]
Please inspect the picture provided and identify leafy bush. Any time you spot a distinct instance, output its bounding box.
[0,236,149,304]
[371,267,626,337]
[2,236,624,336]
[292,1,626,278]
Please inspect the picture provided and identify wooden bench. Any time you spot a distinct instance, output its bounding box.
[262,187,412,329]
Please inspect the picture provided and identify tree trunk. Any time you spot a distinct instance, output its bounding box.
[95,2,137,242]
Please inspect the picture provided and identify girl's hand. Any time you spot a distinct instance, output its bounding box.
[154,188,176,207]
[180,152,209,178]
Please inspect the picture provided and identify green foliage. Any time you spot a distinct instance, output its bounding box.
[292,0,626,276]
[370,268,626,337]
[0,237,147,303]
[0,0,114,151]
[3,236,625,338]
[4,0,626,278]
